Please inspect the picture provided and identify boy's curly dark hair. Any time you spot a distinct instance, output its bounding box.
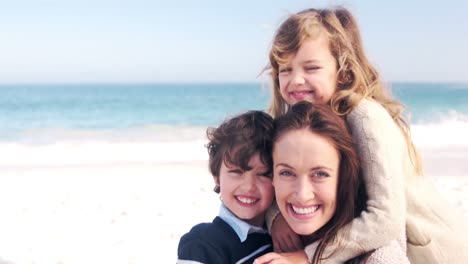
[206,111,274,193]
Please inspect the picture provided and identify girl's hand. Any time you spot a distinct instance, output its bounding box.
[271,213,303,252]
[253,251,309,264]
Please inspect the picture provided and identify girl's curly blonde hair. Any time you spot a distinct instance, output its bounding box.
[267,7,422,177]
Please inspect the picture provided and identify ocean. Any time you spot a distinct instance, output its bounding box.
[1,82,467,166]
[0,83,270,142]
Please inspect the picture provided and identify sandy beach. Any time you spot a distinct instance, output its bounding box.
[0,140,467,264]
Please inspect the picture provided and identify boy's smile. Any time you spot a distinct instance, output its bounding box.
[215,153,274,227]
[235,195,259,206]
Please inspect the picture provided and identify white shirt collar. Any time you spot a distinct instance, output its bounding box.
[218,203,268,242]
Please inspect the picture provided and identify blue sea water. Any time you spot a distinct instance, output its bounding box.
[0,82,467,143]
[391,82,468,123]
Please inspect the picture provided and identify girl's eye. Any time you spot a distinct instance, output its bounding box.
[305,66,320,71]
[279,67,291,73]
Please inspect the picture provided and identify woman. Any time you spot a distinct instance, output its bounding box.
[256,102,408,263]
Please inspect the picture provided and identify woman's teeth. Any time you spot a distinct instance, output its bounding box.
[291,205,319,215]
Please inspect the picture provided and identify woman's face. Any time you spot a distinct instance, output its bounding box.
[277,34,338,106]
[273,128,339,235]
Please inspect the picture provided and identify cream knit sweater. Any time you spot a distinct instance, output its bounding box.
[303,99,468,263]
[268,99,468,263]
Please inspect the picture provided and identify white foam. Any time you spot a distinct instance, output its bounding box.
[2,117,468,168]
[14,124,208,143]
[0,140,209,167]
[412,117,468,148]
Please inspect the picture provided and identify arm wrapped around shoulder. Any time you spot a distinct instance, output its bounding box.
[303,100,407,263]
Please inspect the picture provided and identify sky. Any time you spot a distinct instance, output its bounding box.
[0,0,467,84]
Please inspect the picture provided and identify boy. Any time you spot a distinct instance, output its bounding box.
[177,111,275,264]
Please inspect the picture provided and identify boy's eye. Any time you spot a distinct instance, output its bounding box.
[258,171,272,178]
[228,169,243,175]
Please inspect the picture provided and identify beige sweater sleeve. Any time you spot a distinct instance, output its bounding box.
[304,100,407,263]
[365,233,409,264]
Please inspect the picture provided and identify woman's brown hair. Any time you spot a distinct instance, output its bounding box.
[273,101,365,263]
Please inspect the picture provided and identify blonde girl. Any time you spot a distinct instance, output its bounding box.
[264,6,468,264]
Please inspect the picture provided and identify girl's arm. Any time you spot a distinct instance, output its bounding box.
[254,251,309,264]
[304,100,407,263]
[364,237,410,264]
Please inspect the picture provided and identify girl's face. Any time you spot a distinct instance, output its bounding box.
[215,153,274,227]
[273,129,339,235]
[278,34,338,106]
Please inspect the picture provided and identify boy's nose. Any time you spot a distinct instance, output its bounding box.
[242,175,257,192]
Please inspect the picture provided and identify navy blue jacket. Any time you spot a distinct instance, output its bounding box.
[177,217,273,264]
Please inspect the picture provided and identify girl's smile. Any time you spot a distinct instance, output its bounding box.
[289,90,315,102]
[278,34,338,106]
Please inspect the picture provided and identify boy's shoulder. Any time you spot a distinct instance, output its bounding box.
[181,216,236,243]
[177,217,237,263]
[178,217,273,264]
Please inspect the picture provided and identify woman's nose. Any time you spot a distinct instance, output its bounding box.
[294,179,314,201]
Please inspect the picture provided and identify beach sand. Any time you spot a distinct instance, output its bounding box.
[0,146,467,264]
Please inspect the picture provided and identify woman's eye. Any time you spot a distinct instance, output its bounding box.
[314,171,329,178]
[279,170,294,177]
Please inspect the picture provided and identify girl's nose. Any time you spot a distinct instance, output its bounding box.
[291,71,305,86]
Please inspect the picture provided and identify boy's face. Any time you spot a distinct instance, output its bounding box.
[277,34,338,106]
[214,153,274,227]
